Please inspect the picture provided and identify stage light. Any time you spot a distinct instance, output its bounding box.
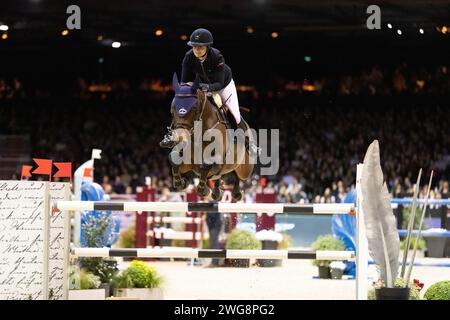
[419,28,424,34]
[397,29,402,35]
[61,30,69,36]
[155,29,163,36]
[0,25,8,31]
[97,35,103,41]
[247,26,254,34]
[98,57,104,64]
[112,41,121,48]
[442,26,448,34]
[304,56,312,62]
[271,32,278,38]
[180,34,188,41]
[1,33,7,40]
[387,23,392,29]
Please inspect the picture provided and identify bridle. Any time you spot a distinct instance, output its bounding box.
[172,91,208,133]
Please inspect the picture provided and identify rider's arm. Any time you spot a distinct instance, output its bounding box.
[207,54,226,91]
[181,55,195,84]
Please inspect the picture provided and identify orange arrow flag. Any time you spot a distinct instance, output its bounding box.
[32,158,53,181]
[21,165,32,180]
[54,162,72,182]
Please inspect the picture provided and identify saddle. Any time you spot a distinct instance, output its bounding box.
[206,93,237,129]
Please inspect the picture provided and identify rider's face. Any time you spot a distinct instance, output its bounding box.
[193,46,207,59]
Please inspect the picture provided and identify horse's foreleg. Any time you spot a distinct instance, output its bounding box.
[169,150,187,190]
[211,179,223,201]
[196,165,211,197]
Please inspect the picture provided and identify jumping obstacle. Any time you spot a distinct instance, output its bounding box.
[71,248,355,260]
[55,163,367,301]
[0,163,369,300]
[54,201,355,215]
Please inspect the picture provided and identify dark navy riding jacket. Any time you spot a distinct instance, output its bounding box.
[181,47,232,91]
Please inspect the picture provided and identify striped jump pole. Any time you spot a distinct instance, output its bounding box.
[71,248,355,260]
[147,216,202,224]
[54,201,355,215]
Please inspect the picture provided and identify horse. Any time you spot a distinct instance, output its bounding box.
[167,73,254,201]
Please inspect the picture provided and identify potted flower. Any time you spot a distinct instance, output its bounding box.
[225,229,262,268]
[112,260,164,300]
[311,235,345,279]
[424,280,450,300]
[329,261,346,280]
[69,269,105,300]
[255,230,283,267]
[80,257,119,298]
[368,278,423,300]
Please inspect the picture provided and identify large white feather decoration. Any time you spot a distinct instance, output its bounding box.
[361,140,400,287]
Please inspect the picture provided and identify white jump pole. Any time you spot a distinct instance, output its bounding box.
[54,201,354,215]
[71,248,355,260]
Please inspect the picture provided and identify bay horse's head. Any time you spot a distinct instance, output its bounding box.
[171,72,205,132]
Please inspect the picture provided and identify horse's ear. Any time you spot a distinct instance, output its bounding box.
[192,75,200,92]
[172,72,180,93]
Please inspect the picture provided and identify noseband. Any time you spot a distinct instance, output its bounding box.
[173,92,207,133]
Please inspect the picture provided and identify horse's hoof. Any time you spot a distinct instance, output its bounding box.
[173,177,187,190]
[211,188,223,201]
[232,191,243,201]
[197,182,210,197]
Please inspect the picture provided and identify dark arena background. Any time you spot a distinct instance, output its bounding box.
[0,0,449,305]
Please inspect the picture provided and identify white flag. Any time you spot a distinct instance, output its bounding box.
[91,149,102,160]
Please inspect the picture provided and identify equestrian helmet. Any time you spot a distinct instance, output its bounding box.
[187,28,213,47]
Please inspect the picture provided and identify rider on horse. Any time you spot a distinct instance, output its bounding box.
[160,28,259,156]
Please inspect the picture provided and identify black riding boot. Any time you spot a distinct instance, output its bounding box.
[237,120,260,157]
[159,127,176,149]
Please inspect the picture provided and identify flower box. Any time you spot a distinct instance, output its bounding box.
[68,289,106,300]
[257,240,282,267]
[255,231,283,268]
[375,287,410,300]
[318,266,331,279]
[113,288,164,300]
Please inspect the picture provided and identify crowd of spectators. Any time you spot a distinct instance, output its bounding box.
[1,63,449,203]
[1,63,450,101]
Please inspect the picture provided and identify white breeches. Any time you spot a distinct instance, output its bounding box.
[218,79,241,124]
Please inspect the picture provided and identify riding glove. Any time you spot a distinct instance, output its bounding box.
[199,83,210,92]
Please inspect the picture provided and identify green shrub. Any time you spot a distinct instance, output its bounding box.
[311,235,345,267]
[118,225,136,248]
[424,280,450,300]
[81,257,119,284]
[402,206,423,230]
[112,260,163,289]
[400,236,426,250]
[70,269,101,290]
[278,233,294,250]
[226,229,261,250]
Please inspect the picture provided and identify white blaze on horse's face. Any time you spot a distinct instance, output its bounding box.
[193,46,207,59]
